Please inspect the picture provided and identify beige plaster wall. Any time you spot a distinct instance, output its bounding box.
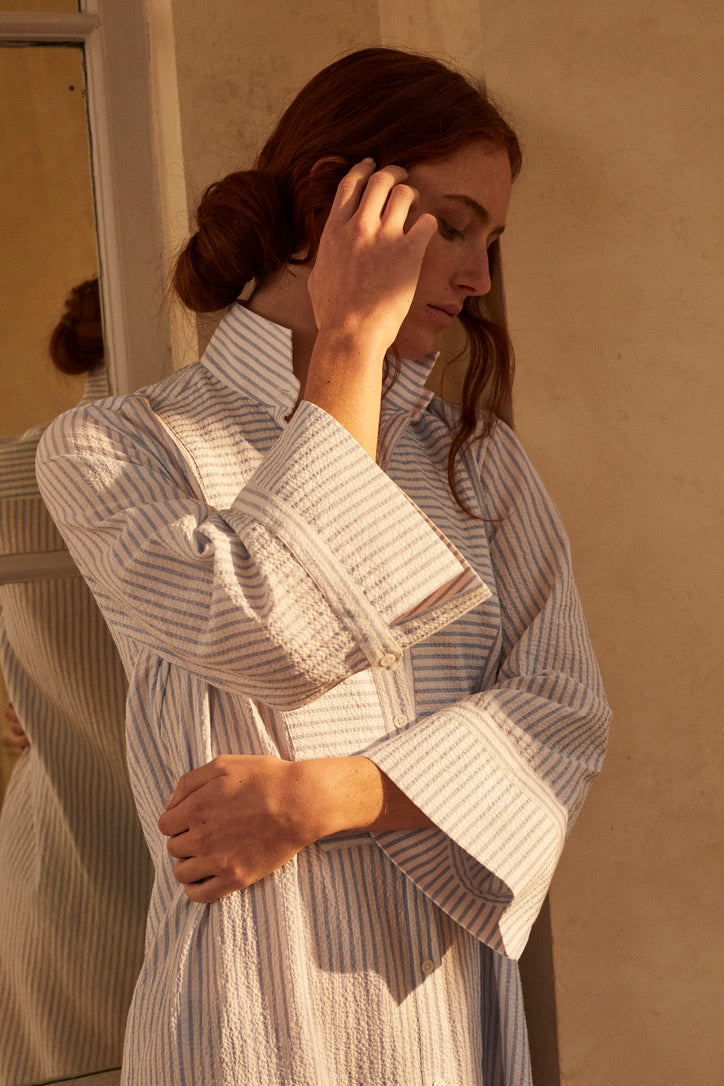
[478,2,723,1082]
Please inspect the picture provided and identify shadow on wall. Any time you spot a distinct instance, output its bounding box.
[519,896,561,1086]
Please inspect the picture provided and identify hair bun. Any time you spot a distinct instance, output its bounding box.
[49,277,104,375]
[174,170,294,312]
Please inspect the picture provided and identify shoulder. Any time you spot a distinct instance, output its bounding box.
[425,395,539,487]
[426,396,565,529]
[0,425,45,500]
[38,363,211,457]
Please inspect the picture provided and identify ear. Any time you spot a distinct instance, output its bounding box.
[310,155,348,177]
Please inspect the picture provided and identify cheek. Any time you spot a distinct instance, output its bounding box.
[413,237,446,296]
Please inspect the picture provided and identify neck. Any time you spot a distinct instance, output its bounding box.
[247,264,318,387]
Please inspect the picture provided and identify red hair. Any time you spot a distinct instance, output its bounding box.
[174,47,522,512]
[49,277,103,375]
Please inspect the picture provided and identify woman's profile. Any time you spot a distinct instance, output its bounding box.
[37,49,610,1085]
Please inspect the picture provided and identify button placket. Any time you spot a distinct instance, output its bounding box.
[371,650,415,736]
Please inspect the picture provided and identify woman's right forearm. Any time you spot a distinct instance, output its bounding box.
[302,330,386,459]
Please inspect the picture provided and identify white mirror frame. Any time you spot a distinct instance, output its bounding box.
[0,1,171,584]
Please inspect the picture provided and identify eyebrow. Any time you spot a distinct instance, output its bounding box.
[442,194,506,234]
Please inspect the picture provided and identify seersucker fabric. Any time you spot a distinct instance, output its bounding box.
[0,367,153,1086]
[36,305,610,1085]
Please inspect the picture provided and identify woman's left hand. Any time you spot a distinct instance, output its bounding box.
[158,754,320,903]
[158,752,431,902]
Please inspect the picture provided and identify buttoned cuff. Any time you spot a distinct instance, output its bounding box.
[227,400,489,670]
[366,701,568,959]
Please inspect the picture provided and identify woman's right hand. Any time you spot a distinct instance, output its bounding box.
[304,160,437,458]
[308,159,436,357]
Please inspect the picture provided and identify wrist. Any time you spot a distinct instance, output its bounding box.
[289,756,432,842]
[288,756,384,842]
[302,336,386,459]
[311,325,389,364]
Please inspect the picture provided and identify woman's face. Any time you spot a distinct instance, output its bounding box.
[394,141,513,358]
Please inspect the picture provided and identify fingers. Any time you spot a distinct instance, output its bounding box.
[167,834,242,900]
[329,159,417,230]
[357,165,410,223]
[171,856,231,904]
[165,829,192,858]
[329,157,376,220]
[183,875,229,904]
[171,854,215,885]
[5,702,30,753]
[8,725,30,753]
[162,755,226,813]
[406,209,438,251]
[158,803,189,837]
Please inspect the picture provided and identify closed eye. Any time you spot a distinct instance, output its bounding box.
[437,218,464,241]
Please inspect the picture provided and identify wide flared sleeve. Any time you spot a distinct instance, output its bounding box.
[36,393,487,709]
[363,422,611,959]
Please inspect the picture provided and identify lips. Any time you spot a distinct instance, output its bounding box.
[427,304,460,327]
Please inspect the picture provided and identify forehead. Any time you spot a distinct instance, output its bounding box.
[408,141,513,223]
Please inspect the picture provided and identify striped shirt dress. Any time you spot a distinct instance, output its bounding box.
[0,369,154,1086]
[37,306,610,1085]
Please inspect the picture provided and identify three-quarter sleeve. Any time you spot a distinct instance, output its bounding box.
[360,423,610,958]
[36,394,487,709]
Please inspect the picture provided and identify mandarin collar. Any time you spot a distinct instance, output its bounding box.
[201,303,438,426]
[80,363,110,405]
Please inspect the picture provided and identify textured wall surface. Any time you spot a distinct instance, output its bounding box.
[477,2,722,1082]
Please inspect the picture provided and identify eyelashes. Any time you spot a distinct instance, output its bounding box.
[437,218,464,241]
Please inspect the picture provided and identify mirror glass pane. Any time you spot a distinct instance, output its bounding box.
[0,42,97,438]
[0,41,96,800]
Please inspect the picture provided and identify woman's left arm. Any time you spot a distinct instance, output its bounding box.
[361,422,611,957]
[159,424,610,957]
[158,748,431,904]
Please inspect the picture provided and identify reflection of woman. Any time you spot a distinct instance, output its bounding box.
[38,51,610,1085]
[0,280,153,1085]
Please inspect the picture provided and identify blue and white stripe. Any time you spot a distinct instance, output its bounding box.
[37,305,610,1085]
[0,367,154,1085]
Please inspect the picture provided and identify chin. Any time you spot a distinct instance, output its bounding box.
[393,329,436,360]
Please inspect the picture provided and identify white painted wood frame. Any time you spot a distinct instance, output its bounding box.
[0,1,171,584]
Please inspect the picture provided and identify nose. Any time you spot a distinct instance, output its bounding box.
[454,245,492,297]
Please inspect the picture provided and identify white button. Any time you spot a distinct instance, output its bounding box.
[377,652,397,669]
[392,714,407,729]
[432,1079,447,1086]
[421,958,435,975]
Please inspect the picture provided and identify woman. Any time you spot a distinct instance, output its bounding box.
[0,280,153,1085]
[37,49,610,1085]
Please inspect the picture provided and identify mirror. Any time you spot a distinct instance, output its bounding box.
[0,39,97,794]
[0,29,152,1086]
[0,41,97,440]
